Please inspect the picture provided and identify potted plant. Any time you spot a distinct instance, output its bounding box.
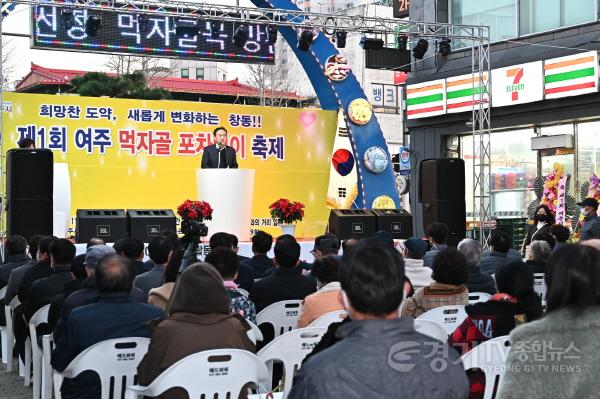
[177,199,213,238]
[269,198,305,236]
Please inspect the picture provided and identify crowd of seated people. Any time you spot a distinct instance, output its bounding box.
[1,210,599,399]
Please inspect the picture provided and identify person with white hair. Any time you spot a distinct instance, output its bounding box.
[458,239,496,295]
[525,240,552,274]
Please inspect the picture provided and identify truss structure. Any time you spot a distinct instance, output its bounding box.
[0,0,492,248]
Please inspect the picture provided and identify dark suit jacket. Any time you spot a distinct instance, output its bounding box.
[24,266,74,319]
[201,144,238,169]
[243,254,274,277]
[0,254,31,288]
[249,267,316,313]
[51,293,164,399]
[18,260,53,302]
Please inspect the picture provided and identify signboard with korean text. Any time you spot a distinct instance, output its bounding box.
[32,5,275,64]
[370,83,399,110]
[2,93,337,237]
[491,61,544,107]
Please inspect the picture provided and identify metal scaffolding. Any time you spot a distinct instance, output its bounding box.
[0,0,492,247]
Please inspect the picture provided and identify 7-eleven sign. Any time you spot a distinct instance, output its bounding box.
[492,61,544,107]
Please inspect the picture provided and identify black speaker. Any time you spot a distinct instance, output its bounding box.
[373,209,413,239]
[328,209,377,239]
[365,48,411,71]
[127,209,176,242]
[76,209,127,243]
[6,149,53,240]
[419,159,466,245]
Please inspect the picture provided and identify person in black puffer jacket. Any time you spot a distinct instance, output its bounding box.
[458,238,496,295]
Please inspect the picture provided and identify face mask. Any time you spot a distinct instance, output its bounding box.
[535,214,546,222]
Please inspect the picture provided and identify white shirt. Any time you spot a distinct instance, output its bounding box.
[404,258,434,291]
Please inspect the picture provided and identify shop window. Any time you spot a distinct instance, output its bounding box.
[577,121,600,194]
[520,0,596,35]
[450,0,517,45]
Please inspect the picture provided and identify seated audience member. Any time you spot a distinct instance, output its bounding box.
[402,248,469,318]
[52,255,164,399]
[402,237,434,291]
[122,238,151,276]
[134,237,173,298]
[210,232,256,290]
[249,236,316,313]
[479,230,522,275]
[498,245,600,399]
[525,240,552,274]
[422,223,449,268]
[112,238,127,255]
[450,261,543,399]
[230,234,249,261]
[243,230,274,277]
[0,235,30,288]
[458,239,496,295]
[161,230,184,276]
[550,224,570,252]
[289,242,469,398]
[297,255,344,328]
[137,263,254,398]
[47,254,88,331]
[205,248,257,323]
[535,231,556,251]
[2,234,43,306]
[18,236,57,302]
[87,237,105,247]
[311,234,341,259]
[53,245,145,340]
[148,255,179,311]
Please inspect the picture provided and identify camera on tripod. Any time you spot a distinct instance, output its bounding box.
[181,219,208,238]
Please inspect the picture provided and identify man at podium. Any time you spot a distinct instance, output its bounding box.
[201,127,238,169]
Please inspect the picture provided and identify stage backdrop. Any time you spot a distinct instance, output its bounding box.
[2,92,337,238]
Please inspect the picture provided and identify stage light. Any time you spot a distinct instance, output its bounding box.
[335,30,347,48]
[138,14,149,34]
[233,25,249,48]
[61,9,73,31]
[210,21,221,39]
[85,15,102,38]
[438,37,452,56]
[397,34,408,50]
[412,38,429,60]
[267,25,278,44]
[297,29,314,51]
[360,35,384,51]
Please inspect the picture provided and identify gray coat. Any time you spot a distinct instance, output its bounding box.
[133,266,165,299]
[498,306,600,399]
[479,250,523,275]
[422,244,447,269]
[580,215,600,241]
[288,318,469,399]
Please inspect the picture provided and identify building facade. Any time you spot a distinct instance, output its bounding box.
[406,0,600,237]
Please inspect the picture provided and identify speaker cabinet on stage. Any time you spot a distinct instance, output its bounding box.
[328,209,377,239]
[6,149,53,239]
[419,159,466,245]
[127,209,176,242]
[76,209,127,243]
[373,209,413,239]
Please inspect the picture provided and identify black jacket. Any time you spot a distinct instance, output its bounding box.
[24,265,74,320]
[466,264,497,295]
[200,144,238,168]
[18,260,53,302]
[249,267,316,313]
[523,223,551,253]
[525,260,546,274]
[243,254,274,277]
[0,253,31,288]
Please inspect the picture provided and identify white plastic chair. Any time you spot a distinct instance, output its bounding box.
[417,305,468,335]
[461,335,511,399]
[0,286,7,364]
[28,304,50,398]
[414,319,449,341]
[247,320,264,344]
[307,310,347,328]
[255,300,303,338]
[41,334,54,399]
[533,273,546,301]
[469,292,492,304]
[4,295,20,372]
[53,337,150,399]
[125,349,270,399]
[257,327,326,397]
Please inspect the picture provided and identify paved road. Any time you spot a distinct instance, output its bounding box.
[0,362,31,399]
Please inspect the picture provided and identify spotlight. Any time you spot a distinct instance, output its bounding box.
[233,25,249,48]
[61,9,73,31]
[334,30,347,48]
[85,14,102,38]
[267,25,278,45]
[412,38,429,60]
[438,37,452,56]
[297,29,314,51]
[360,35,384,51]
[397,34,408,50]
[210,20,221,39]
[138,14,149,34]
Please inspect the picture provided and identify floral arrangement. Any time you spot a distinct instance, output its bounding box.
[587,174,600,205]
[269,198,305,224]
[177,199,213,222]
[540,163,565,216]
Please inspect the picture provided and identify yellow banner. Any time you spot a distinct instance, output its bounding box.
[2,92,337,238]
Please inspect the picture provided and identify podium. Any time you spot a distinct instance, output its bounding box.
[196,169,255,241]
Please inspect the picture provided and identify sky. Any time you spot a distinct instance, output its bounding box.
[1,0,253,87]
